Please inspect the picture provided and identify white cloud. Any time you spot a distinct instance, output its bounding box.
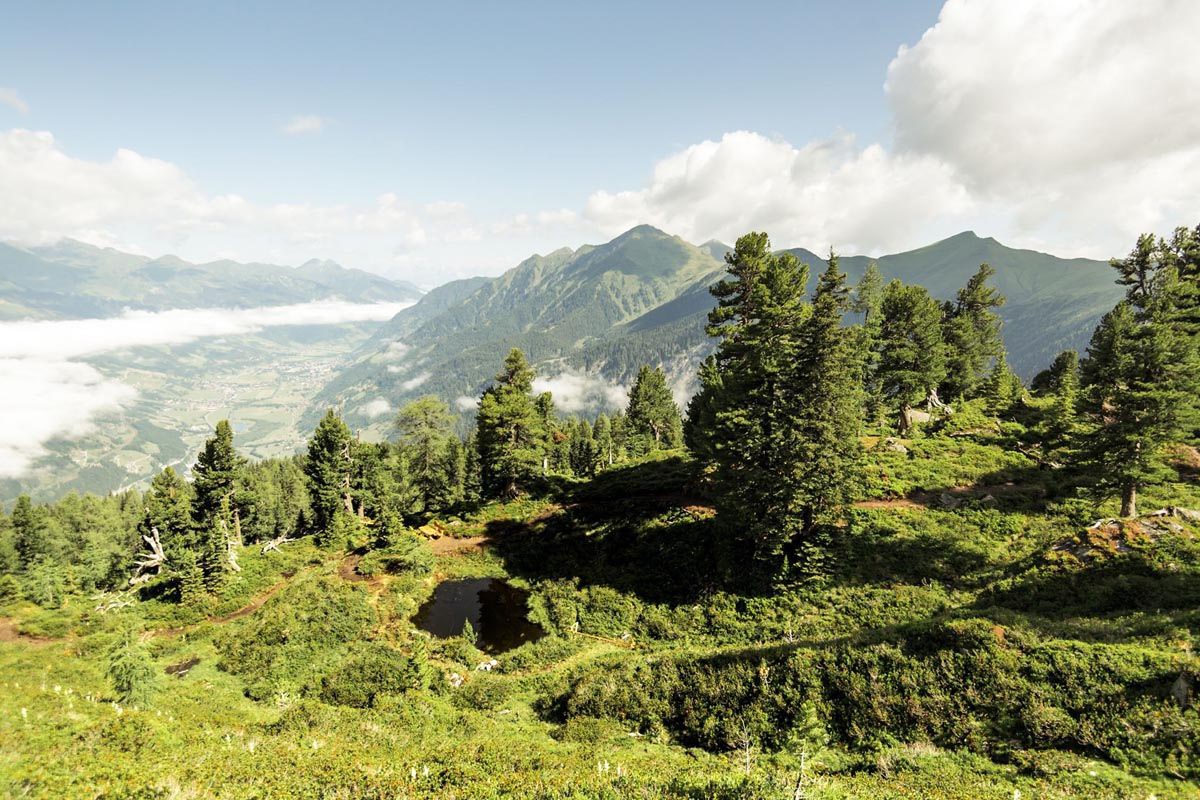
[0,88,29,115]
[532,370,627,414]
[585,131,971,255]
[381,341,411,361]
[399,371,431,391]
[360,397,392,419]
[885,0,1200,255]
[582,1,1200,259]
[0,358,134,479]
[0,300,414,361]
[0,300,414,477]
[454,395,479,412]
[282,115,327,135]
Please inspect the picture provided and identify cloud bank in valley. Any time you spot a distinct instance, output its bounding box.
[0,300,413,479]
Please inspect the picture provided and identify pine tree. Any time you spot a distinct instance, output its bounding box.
[395,396,454,515]
[12,495,50,569]
[475,349,546,498]
[941,264,1006,399]
[686,232,809,566]
[625,365,683,452]
[851,262,885,422]
[106,626,159,707]
[593,413,615,468]
[786,255,863,566]
[567,419,600,476]
[1045,350,1079,443]
[878,280,948,418]
[305,409,356,540]
[177,549,206,606]
[983,353,1020,414]
[1079,228,1200,517]
[191,420,244,540]
[143,467,193,560]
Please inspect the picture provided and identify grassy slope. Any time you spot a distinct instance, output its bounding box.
[1,427,1198,798]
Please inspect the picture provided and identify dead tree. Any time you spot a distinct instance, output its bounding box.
[129,527,167,586]
[261,534,297,554]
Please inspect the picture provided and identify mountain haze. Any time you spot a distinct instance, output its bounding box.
[0,239,422,320]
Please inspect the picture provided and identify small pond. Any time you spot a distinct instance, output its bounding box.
[412,578,545,654]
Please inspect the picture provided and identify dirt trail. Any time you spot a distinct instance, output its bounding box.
[155,578,288,637]
[430,535,489,555]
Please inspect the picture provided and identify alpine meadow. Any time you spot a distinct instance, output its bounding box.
[2,2,1199,798]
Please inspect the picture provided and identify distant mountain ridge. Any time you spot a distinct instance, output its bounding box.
[0,239,423,320]
[320,226,1123,428]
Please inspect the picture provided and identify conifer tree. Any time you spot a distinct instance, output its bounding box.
[142,467,193,560]
[686,232,809,565]
[983,353,1021,414]
[106,626,159,707]
[475,349,546,498]
[1045,350,1079,442]
[787,256,863,563]
[851,262,885,422]
[878,281,948,417]
[568,419,600,476]
[1079,229,1200,517]
[395,396,454,515]
[593,413,615,468]
[12,495,49,569]
[191,421,245,547]
[177,549,206,606]
[941,264,1006,399]
[305,409,356,538]
[625,365,683,452]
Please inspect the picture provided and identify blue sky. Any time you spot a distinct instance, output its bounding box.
[1,1,1196,281]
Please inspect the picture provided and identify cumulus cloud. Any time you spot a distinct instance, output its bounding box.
[282,115,327,135]
[583,0,1200,258]
[0,300,414,477]
[0,88,29,115]
[585,131,971,255]
[532,370,628,414]
[360,397,392,419]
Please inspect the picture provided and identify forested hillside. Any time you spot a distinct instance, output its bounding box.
[1,222,1197,798]
[321,226,1120,433]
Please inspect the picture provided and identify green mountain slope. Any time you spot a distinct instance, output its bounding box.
[323,228,1121,428]
[0,239,422,319]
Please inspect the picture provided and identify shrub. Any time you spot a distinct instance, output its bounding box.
[319,642,427,708]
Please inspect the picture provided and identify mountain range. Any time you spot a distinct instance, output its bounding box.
[318,225,1124,431]
[0,239,422,320]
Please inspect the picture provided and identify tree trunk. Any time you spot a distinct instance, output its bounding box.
[1121,480,1138,518]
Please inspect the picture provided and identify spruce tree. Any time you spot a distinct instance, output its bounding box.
[1079,228,1200,517]
[941,264,1006,399]
[12,495,49,569]
[191,421,245,568]
[106,626,159,707]
[395,396,454,515]
[305,409,356,539]
[851,262,885,422]
[686,232,809,566]
[625,365,683,452]
[143,467,193,560]
[593,413,615,468]
[878,281,948,418]
[475,349,546,498]
[787,256,863,565]
[1045,350,1079,443]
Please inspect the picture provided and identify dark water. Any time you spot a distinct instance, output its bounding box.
[412,578,545,653]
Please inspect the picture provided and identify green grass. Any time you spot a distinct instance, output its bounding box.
[2,430,1198,798]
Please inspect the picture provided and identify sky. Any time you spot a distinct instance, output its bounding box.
[2,0,1199,283]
